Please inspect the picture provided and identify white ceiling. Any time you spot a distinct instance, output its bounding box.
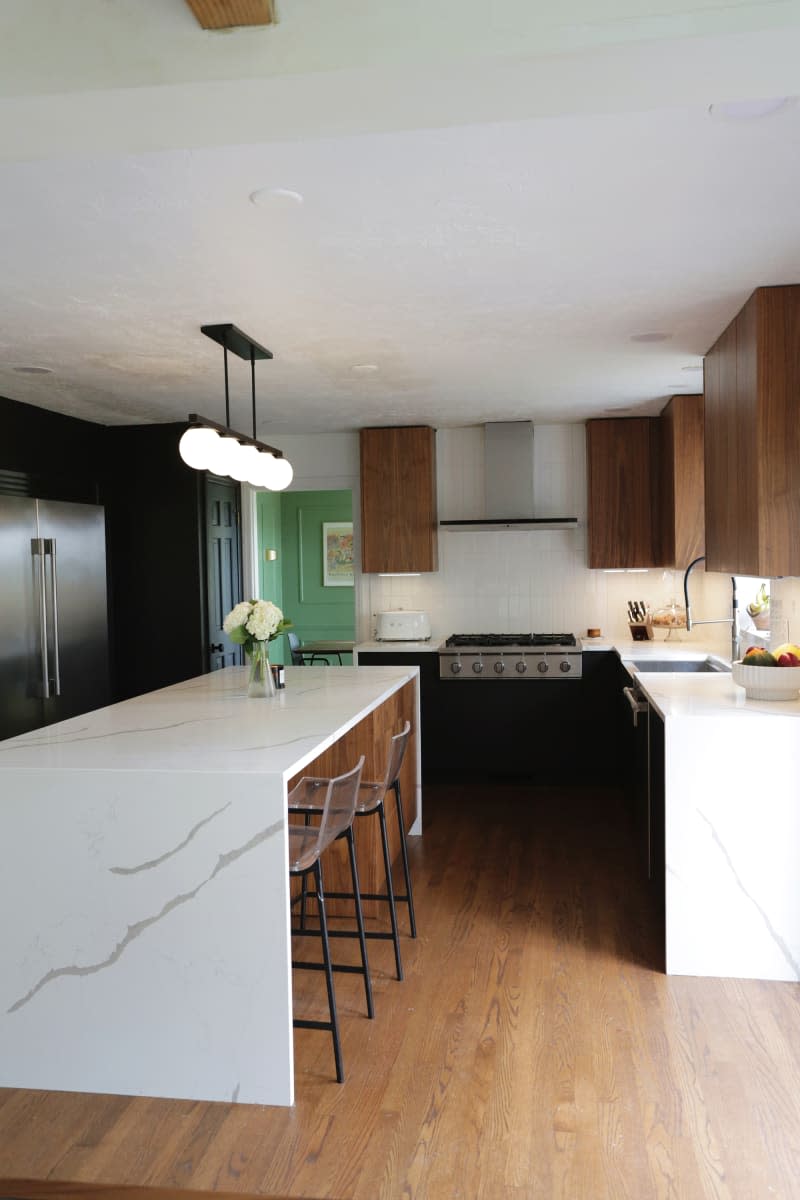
[1,0,800,436]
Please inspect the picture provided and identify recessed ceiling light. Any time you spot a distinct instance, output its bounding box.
[708,97,795,121]
[12,365,54,375]
[249,187,304,207]
[603,406,633,414]
[630,332,672,344]
[352,363,379,374]
[681,364,703,372]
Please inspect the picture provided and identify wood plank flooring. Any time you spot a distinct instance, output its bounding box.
[2,783,800,1199]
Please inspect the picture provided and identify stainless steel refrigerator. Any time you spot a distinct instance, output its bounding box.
[0,496,110,741]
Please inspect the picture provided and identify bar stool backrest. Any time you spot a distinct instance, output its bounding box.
[381,721,411,792]
[316,757,365,849]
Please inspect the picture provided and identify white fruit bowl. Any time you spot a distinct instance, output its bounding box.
[732,660,800,701]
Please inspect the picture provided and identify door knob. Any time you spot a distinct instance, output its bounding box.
[210,642,224,653]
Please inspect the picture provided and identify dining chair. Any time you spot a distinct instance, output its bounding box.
[287,631,330,666]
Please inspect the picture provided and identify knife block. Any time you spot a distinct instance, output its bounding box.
[629,622,654,641]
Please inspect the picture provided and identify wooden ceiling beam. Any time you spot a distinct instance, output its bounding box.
[184,0,276,30]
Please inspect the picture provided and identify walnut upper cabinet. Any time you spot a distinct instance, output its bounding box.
[658,393,705,568]
[360,426,438,573]
[587,418,660,568]
[587,397,704,570]
[704,285,800,577]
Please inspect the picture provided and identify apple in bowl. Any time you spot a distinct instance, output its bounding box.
[773,643,800,667]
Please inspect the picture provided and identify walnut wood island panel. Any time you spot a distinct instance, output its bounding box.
[0,664,420,1108]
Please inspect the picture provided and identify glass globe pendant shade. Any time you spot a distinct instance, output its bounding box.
[207,434,241,477]
[227,441,256,482]
[270,456,294,491]
[178,426,220,470]
[238,444,264,486]
[255,451,281,489]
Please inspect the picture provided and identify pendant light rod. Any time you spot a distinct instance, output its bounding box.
[186,413,286,460]
[223,343,230,428]
[251,347,257,440]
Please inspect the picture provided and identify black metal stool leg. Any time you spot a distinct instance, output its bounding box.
[314,860,344,1083]
[377,800,404,981]
[299,812,311,930]
[345,826,374,1018]
[393,779,417,938]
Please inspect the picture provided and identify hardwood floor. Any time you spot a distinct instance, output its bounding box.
[2,783,800,1199]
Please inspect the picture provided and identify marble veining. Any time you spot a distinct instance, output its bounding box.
[109,802,231,875]
[696,809,800,980]
[8,817,283,1014]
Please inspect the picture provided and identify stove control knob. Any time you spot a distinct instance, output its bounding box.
[493,660,505,675]
[515,660,527,674]
[559,659,572,673]
[537,660,549,674]
[472,660,484,674]
[450,660,462,675]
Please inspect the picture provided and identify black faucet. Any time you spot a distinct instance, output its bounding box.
[683,556,740,663]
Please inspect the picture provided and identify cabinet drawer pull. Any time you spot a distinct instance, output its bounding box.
[623,685,648,727]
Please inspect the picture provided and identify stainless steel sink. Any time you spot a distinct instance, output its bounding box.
[628,657,730,673]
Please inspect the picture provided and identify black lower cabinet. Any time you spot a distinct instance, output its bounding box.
[649,706,666,924]
[358,649,630,787]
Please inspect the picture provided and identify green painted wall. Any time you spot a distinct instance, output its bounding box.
[256,489,355,666]
[256,490,283,611]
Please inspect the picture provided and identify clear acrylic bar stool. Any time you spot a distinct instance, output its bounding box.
[291,721,417,983]
[288,756,371,1083]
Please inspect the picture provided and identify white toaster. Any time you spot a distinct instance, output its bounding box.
[375,610,432,641]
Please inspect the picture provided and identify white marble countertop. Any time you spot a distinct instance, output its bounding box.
[355,638,444,653]
[0,664,419,777]
[596,638,800,721]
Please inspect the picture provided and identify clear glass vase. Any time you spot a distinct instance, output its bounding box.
[247,642,276,698]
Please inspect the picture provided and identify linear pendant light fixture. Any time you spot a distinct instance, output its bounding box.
[178,323,293,490]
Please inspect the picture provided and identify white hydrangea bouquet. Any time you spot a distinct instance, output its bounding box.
[223,599,292,697]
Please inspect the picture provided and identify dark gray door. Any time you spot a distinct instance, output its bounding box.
[0,496,42,739]
[206,478,243,671]
[37,500,110,726]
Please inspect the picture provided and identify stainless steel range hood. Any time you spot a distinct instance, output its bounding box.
[440,421,579,531]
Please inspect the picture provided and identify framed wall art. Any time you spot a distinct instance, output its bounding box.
[322,521,354,586]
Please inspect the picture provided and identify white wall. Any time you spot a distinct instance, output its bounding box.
[263,424,740,652]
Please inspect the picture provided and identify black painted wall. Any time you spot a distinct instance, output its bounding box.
[102,423,208,700]
[0,394,103,500]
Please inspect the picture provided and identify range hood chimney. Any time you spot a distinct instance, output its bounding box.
[440,421,579,531]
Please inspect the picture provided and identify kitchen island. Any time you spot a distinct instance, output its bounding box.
[0,663,420,1107]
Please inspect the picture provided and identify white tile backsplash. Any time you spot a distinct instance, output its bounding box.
[273,423,741,655]
[362,423,733,651]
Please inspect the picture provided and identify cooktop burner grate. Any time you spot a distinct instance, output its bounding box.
[444,633,577,648]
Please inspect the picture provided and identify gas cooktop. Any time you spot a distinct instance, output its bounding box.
[439,632,582,679]
[444,633,578,648]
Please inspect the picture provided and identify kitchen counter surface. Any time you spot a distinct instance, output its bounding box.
[0,664,419,1108]
[0,663,418,774]
[588,638,800,721]
[355,638,444,654]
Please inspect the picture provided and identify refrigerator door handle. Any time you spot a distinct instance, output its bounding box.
[31,537,50,699]
[45,537,62,697]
